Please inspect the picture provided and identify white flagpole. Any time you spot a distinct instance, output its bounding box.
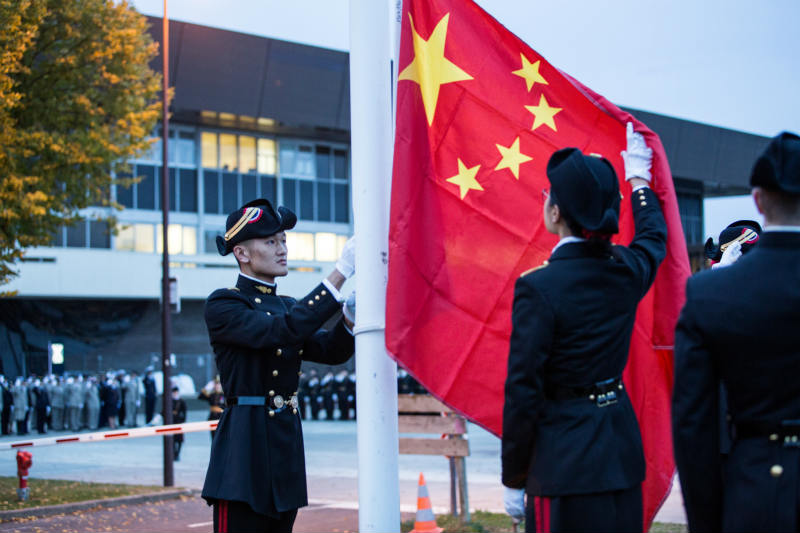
[350,0,402,531]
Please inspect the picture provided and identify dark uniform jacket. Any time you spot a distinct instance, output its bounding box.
[201,274,354,517]
[502,186,666,496]
[673,231,800,532]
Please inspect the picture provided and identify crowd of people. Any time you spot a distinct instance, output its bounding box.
[294,368,428,421]
[0,370,160,436]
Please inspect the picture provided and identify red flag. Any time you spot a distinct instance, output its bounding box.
[386,0,690,528]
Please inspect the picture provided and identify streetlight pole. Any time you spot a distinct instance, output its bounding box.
[160,0,174,487]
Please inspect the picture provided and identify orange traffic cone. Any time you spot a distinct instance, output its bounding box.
[410,472,443,533]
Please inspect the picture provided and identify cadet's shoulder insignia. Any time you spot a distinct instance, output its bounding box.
[520,260,549,277]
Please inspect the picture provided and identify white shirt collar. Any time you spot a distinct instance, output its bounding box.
[764,225,800,233]
[552,236,586,254]
[238,272,276,287]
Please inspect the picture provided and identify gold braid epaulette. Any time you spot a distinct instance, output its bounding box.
[520,260,549,277]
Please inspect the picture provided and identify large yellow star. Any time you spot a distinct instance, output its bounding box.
[512,54,548,92]
[495,137,532,180]
[446,159,482,200]
[525,94,562,132]
[398,13,473,126]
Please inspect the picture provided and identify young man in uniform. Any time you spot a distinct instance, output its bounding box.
[201,198,356,533]
[673,132,800,532]
[502,123,666,532]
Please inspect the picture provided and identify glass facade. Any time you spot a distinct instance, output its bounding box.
[110,124,351,260]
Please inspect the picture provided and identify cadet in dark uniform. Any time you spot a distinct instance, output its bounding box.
[502,123,666,533]
[673,131,800,532]
[202,198,355,533]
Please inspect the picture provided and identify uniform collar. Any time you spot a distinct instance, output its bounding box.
[757,231,800,249]
[236,273,277,296]
[549,240,592,262]
[551,236,585,255]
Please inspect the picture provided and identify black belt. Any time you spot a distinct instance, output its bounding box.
[734,420,800,447]
[227,394,298,414]
[546,377,624,407]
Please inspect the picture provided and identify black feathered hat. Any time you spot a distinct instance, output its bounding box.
[704,219,762,262]
[216,198,297,256]
[546,148,620,234]
[750,131,800,193]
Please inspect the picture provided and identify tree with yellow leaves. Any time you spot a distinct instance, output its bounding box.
[0,0,161,286]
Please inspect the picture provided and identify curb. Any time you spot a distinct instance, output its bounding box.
[0,488,198,522]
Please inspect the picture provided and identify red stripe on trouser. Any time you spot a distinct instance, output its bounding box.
[535,496,550,533]
[544,496,550,533]
[223,500,228,533]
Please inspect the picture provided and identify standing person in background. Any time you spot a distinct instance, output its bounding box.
[105,376,120,430]
[333,370,349,420]
[320,371,335,421]
[123,373,140,427]
[49,377,64,431]
[67,376,84,431]
[85,377,100,430]
[1,376,12,435]
[673,132,800,532]
[502,124,666,532]
[143,369,157,424]
[33,379,49,434]
[117,373,127,428]
[170,386,187,460]
[305,369,321,420]
[12,378,28,435]
[198,376,225,441]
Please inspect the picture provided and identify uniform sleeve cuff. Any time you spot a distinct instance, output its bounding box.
[631,184,650,192]
[322,279,345,302]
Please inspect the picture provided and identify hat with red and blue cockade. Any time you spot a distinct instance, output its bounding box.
[704,219,762,262]
[216,198,297,256]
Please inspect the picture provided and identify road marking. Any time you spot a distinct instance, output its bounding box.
[188,520,213,528]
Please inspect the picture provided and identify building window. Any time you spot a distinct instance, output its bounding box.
[202,131,278,214]
[116,163,198,213]
[49,220,111,249]
[115,223,156,253]
[279,142,350,223]
[156,224,197,255]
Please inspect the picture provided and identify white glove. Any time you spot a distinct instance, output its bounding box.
[503,486,525,521]
[621,121,652,182]
[712,240,742,269]
[335,236,356,279]
[342,291,356,323]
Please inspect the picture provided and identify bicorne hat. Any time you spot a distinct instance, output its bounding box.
[546,148,620,234]
[704,219,762,262]
[750,131,800,194]
[216,198,297,256]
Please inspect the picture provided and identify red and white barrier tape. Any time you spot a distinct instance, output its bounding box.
[0,420,218,450]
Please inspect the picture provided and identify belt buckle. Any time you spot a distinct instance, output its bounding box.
[270,394,298,412]
[272,395,285,410]
[596,390,617,408]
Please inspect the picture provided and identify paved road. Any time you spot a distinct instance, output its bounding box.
[0,410,686,529]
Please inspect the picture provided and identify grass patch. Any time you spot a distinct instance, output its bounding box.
[0,476,172,511]
[402,511,687,533]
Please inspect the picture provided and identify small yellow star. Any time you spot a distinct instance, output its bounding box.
[525,94,562,132]
[495,137,533,180]
[446,159,482,200]
[512,54,548,92]
[398,13,473,126]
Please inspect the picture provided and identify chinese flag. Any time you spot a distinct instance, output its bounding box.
[386,0,690,529]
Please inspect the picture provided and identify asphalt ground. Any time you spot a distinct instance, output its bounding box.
[0,409,687,530]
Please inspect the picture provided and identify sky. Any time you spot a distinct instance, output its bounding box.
[130,0,799,139]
